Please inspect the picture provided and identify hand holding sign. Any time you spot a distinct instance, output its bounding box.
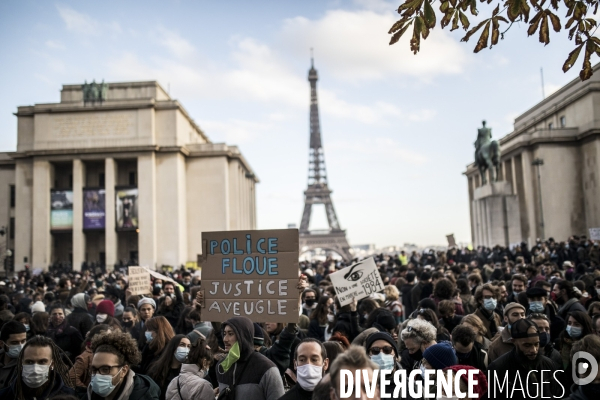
[329,258,385,307]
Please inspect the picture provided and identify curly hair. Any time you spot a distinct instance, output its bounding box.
[400,318,436,345]
[433,279,455,300]
[474,283,499,305]
[91,330,142,366]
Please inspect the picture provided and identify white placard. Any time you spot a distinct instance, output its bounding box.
[590,228,600,241]
[329,257,385,306]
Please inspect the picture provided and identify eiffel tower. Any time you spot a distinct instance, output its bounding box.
[299,57,352,261]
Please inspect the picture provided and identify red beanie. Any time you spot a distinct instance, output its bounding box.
[443,365,487,399]
[96,300,115,317]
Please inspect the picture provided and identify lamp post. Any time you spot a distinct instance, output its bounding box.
[531,158,545,240]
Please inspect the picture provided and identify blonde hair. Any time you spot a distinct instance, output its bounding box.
[461,314,487,338]
[384,285,400,301]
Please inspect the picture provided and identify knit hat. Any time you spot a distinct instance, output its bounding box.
[503,302,525,316]
[526,287,548,298]
[374,311,397,332]
[96,300,115,317]
[365,332,398,356]
[444,365,488,399]
[510,318,539,339]
[31,301,45,315]
[423,342,457,370]
[253,323,264,346]
[137,297,156,310]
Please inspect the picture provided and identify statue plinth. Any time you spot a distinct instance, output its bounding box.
[471,180,522,248]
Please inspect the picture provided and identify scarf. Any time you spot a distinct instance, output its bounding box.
[48,318,69,336]
[71,293,87,310]
[220,342,240,372]
[479,307,498,337]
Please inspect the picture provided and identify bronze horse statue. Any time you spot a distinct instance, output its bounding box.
[474,120,501,185]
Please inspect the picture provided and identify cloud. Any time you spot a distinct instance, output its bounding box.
[45,40,65,50]
[156,27,195,58]
[200,119,273,144]
[329,136,428,164]
[352,0,397,12]
[279,9,469,82]
[56,4,99,35]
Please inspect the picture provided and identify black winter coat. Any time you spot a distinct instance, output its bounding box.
[259,324,300,376]
[67,307,94,339]
[46,321,83,363]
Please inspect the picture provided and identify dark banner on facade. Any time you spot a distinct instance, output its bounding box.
[83,189,106,230]
[50,190,73,230]
[116,188,138,231]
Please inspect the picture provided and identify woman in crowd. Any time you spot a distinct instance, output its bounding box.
[417,308,451,342]
[69,323,111,387]
[147,334,191,400]
[12,312,32,338]
[461,312,491,350]
[30,311,49,336]
[399,318,437,372]
[47,303,83,362]
[140,316,175,373]
[89,330,160,399]
[559,310,594,368]
[308,295,331,342]
[122,306,140,338]
[94,299,122,331]
[384,285,404,324]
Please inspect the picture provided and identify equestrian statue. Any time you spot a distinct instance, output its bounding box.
[474,120,501,185]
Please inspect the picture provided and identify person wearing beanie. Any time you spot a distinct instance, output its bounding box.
[419,342,457,398]
[487,302,525,363]
[93,300,120,331]
[31,300,45,315]
[488,319,563,399]
[365,332,399,397]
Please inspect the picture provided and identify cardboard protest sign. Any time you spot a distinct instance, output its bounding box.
[446,234,456,247]
[329,257,384,307]
[128,266,151,295]
[198,229,299,323]
[590,228,600,241]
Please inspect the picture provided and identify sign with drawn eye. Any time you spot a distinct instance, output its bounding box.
[329,257,385,306]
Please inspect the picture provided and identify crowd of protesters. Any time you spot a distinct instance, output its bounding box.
[0,234,598,399]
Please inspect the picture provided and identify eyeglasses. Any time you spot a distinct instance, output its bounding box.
[369,346,394,356]
[91,365,123,375]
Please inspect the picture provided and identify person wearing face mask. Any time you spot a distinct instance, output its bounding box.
[165,331,214,400]
[487,302,525,363]
[473,284,502,340]
[526,286,565,343]
[566,334,600,400]
[156,283,185,328]
[488,319,564,400]
[139,316,175,374]
[46,304,83,363]
[400,318,437,372]
[301,289,318,318]
[69,324,111,388]
[418,342,457,399]
[93,300,122,332]
[122,307,140,337]
[527,314,562,368]
[66,293,94,339]
[559,310,594,386]
[0,321,27,389]
[88,330,160,400]
[364,332,398,397]
[0,335,75,399]
[278,338,329,400]
[147,335,191,400]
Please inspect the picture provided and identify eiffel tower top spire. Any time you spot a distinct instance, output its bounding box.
[308,55,326,186]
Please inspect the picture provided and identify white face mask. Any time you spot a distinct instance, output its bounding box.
[296,364,323,391]
[327,314,335,323]
[22,364,51,388]
[96,313,108,323]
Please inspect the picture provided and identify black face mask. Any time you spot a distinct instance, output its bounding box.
[410,349,423,362]
[539,332,550,347]
[123,320,134,328]
[455,350,472,359]
[305,299,315,307]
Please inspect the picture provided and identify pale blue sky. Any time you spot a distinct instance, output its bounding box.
[0,0,582,247]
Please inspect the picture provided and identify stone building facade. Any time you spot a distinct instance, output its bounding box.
[465,65,600,247]
[0,81,258,271]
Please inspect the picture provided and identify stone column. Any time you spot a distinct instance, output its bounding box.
[14,161,33,271]
[138,153,157,269]
[520,150,537,245]
[72,159,85,271]
[105,158,117,270]
[32,160,52,270]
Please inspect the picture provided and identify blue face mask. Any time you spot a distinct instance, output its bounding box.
[174,348,190,363]
[24,324,30,332]
[115,284,122,290]
[7,343,24,359]
[370,353,395,371]
[483,298,497,311]
[91,368,122,397]
[530,301,545,313]
[567,325,582,339]
[145,331,153,342]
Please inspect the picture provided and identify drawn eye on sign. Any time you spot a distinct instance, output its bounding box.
[343,263,364,282]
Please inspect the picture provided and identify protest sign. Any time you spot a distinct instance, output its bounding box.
[198,229,299,323]
[446,234,456,247]
[128,266,151,295]
[329,257,384,307]
[590,228,600,241]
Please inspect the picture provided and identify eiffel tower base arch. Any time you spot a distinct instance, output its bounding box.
[299,231,353,261]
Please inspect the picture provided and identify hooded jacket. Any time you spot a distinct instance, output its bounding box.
[165,363,214,400]
[217,316,285,400]
[86,370,160,400]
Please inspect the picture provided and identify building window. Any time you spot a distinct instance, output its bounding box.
[548,122,553,130]
[9,185,15,208]
[560,116,566,127]
[99,173,105,188]
[9,218,14,239]
[69,174,73,189]
[129,172,137,186]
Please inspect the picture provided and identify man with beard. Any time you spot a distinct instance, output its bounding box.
[554,280,586,320]
[488,319,564,399]
[506,275,527,304]
[487,302,526,363]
